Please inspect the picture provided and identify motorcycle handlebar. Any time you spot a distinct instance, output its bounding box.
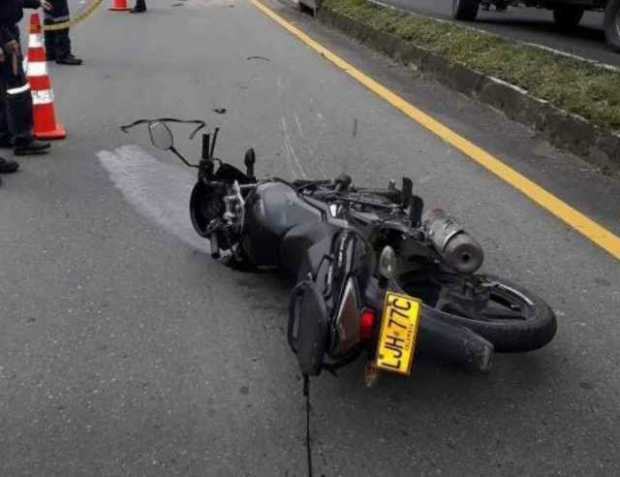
[120,118,207,139]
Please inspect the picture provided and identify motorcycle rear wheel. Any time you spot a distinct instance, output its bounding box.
[397,274,557,353]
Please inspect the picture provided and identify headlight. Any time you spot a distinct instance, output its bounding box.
[378,246,397,280]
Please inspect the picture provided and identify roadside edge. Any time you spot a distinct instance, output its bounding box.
[316,4,620,175]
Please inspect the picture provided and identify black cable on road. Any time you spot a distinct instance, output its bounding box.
[303,375,313,477]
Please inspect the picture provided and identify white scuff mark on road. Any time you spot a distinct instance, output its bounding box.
[191,0,237,8]
[281,117,308,179]
[276,75,312,178]
[97,145,210,254]
[279,118,298,177]
[275,75,299,177]
[294,113,304,138]
[294,112,328,178]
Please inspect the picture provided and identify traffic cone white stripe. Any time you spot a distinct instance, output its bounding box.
[27,61,48,77]
[32,89,54,106]
[30,33,44,48]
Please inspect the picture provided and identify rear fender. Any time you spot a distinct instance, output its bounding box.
[365,278,494,373]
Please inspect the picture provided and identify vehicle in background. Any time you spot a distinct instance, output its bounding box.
[299,0,321,15]
[452,0,620,51]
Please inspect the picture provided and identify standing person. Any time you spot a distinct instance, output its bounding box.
[131,0,147,14]
[44,0,82,65]
[0,0,51,165]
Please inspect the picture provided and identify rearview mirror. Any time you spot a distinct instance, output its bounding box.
[149,122,174,150]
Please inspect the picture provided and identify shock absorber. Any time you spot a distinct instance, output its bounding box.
[210,233,221,260]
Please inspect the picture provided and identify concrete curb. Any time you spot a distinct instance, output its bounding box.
[317,6,620,173]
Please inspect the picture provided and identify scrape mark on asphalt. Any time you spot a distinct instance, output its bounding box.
[294,113,304,138]
[281,117,308,179]
[191,0,236,8]
[97,145,210,254]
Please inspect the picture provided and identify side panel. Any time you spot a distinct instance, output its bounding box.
[242,183,322,267]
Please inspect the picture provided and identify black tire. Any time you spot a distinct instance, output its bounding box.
[452,0,480,21]
[604,0,620,52]
[397,274,557,353]
[553,6,585,30]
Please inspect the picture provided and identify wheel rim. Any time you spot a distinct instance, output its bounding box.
[480,283,535,322]
[441,281,536,324]
[616,9,620,38]
[453,0,460,14]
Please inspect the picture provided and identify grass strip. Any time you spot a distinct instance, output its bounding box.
[323,0,620,132]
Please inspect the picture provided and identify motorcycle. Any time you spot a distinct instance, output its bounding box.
[121,118,557,383]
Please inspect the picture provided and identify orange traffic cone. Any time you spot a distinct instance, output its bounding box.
[110,0,130,11]
[26,13,66,140]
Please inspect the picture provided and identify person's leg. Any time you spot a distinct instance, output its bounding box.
[131,0,147,14]
[0,36,50,156]
[0,75,13,147]
[0,75,19,179]
[48,0,82,65]
[43,10,58,61]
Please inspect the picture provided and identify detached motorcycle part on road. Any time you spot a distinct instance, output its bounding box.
[122,119,557,383]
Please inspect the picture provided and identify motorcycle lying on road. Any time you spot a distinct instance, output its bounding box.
[122,118,557,383]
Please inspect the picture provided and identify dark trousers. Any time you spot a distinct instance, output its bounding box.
[0,27,34,144]
[44,0,72,58]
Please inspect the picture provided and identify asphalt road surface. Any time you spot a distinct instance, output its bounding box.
[381,0,620,67]
[1,0,620,476]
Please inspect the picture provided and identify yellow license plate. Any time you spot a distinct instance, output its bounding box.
[376,292,422,376]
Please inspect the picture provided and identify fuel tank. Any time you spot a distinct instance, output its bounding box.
[242,182,322,267]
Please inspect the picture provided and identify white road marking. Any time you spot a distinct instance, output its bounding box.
[97,145,211,254]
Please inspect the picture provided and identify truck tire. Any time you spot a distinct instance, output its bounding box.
[452,0,479,21]
[553,6,584,30]
[604,0,620,52]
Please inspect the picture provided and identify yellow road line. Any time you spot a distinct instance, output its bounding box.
[251,0,620,261]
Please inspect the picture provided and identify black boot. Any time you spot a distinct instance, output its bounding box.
[131,0,147,13]
[14,139,50,156]
[56,54,83,66]
[5,87,48,156]
[0,135,13,149]
[53,25,82,65]
[0,157,19,173]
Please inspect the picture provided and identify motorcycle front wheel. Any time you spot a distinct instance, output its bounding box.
[396,274,557,353]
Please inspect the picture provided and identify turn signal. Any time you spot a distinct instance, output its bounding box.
[360,308,376,341]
